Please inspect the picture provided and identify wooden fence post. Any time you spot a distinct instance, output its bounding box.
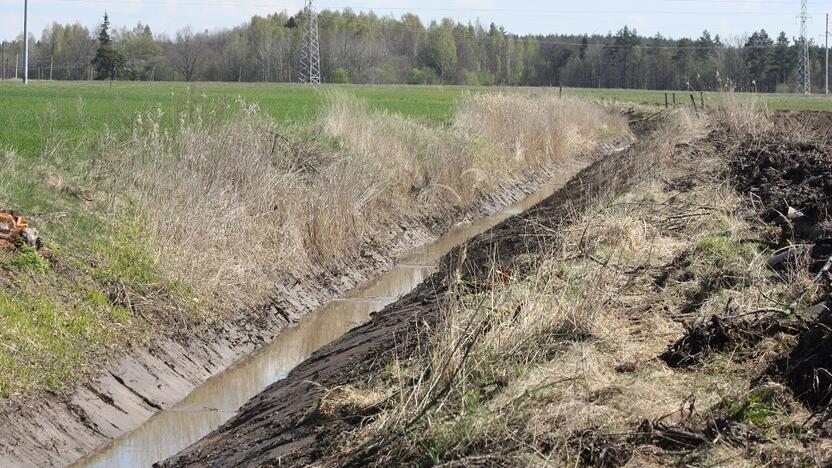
[690,94,699,116]
[700,91,705,109]
[672,93,677,106]
[664,92,669,108]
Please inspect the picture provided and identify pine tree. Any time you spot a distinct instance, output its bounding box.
[579,36,589,60]
[743,30,775,91]
[772,32,792,85]
[98,13,111,45]
[91,12,126,81]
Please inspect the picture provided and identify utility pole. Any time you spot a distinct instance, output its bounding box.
[796,0,811,94]
[22,0,28,84]
[298,0,321,84]
[826,13,829,95]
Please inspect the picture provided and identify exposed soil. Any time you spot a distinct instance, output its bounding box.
[660,313,804,368]
[730,137,832,224]
[725,114,832,425]
[159,121,662,467]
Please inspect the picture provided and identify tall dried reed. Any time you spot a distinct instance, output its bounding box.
[101,92,628,312]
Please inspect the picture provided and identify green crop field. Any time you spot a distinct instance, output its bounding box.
[0,81,465,158]
[2,80,831,159]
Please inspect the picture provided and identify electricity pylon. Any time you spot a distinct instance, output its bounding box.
[298,0,321,84]
[796,0,811,94]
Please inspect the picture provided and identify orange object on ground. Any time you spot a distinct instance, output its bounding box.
[0,211,40,251]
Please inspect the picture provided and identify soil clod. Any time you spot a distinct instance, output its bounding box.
[730,138,832,225]
[763,309,832,411]
[661,313,803,368]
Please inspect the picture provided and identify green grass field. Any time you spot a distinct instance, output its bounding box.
[0,81,464,158]
[2,80,831,159]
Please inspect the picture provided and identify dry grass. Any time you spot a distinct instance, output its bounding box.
[713,92,775,138]
[99,92,628,313]
[320,109,828,466]
[713,91,825,145]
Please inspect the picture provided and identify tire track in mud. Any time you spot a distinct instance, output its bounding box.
[161,128,661,467]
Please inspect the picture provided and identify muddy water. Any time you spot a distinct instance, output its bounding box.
[74,164,585,468]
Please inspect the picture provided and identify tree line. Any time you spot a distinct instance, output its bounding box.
[0,8,827,92]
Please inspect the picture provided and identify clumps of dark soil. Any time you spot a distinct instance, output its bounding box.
[729,137,832,225]
[660,313,804,368]
[718,119,832,421]
[762,308,832,412]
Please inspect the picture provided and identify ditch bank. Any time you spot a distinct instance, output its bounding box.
[159,120,664,467]
[0,131,633,467]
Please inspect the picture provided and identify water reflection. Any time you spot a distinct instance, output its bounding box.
[76,265,434,468]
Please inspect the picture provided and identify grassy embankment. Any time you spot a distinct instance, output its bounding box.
[0,84,628,401]
[316,104,832,466]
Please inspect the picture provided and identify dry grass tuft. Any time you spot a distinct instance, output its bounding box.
[713,92,775,138]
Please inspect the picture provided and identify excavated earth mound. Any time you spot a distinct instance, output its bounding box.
[730,137,832,224]
[727,115,832,435]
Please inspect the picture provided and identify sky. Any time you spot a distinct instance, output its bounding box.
[1,0,831,43]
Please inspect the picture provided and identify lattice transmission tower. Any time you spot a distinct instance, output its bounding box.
[795,0,811,94]
[298,0,321,84]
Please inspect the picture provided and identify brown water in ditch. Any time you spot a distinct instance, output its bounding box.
[74,162,588,468]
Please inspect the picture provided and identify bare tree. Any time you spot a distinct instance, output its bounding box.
[173,26,204,81]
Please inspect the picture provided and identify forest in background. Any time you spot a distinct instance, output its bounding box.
[0,8,828,92]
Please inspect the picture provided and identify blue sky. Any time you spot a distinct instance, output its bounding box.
[1,0,830,43]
